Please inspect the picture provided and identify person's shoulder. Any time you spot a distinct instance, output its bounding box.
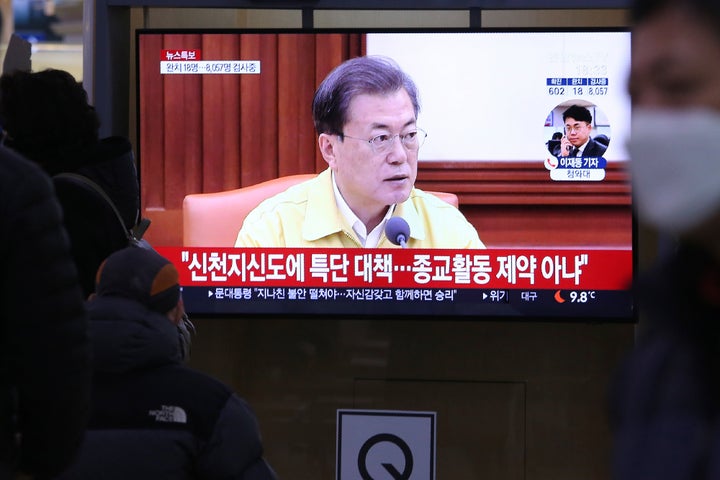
[0,146,56,207]
[74,136,135,175]
[245,174,321,220]
[145,364,237,427]
[408,188,462,213]
[406,187,485,248]
[0,145,48,181]
[163,363,235,398]
[588,137,608,155]
[410,188,449,203]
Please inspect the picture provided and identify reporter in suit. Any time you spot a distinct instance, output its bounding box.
[554,104,609,158]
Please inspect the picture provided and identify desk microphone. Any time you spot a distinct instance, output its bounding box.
[385,216,410,248]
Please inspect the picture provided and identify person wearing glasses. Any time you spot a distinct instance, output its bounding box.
[554,104,609,158]
[235,55,484,248]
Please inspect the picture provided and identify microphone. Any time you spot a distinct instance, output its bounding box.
[385,216,410,248]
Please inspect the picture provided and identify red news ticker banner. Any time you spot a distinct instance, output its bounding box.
[155,247,633,291]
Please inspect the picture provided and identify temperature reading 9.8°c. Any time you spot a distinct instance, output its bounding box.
[569,291,596,303]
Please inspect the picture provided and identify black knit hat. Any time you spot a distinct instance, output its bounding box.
[562,104,593,124]
[95,247,181,313]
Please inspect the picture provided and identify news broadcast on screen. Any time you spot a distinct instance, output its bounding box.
[137,29,634,320]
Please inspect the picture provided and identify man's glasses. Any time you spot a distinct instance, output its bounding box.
[341,128,427,154]
[565,123,589,134]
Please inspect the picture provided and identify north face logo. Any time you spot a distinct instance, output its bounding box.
[148,405,187,423]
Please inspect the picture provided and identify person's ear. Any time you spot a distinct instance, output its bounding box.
[318,133,337,168]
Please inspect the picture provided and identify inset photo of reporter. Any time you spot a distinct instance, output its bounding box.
[544,101,611,159]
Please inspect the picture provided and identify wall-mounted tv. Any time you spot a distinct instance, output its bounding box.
[136,28,634,321]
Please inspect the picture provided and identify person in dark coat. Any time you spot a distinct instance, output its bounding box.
[609,0,720,478]
[55,247,277,480]
[0,68,141,297]
[0,145,91,478]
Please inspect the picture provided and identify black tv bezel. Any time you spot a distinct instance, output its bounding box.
[135,25,637,324]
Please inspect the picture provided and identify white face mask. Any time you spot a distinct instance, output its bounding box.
[628,107,720,235]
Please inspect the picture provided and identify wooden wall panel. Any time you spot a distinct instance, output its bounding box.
[240,34,279,186]
[278,34,318,175]
[414,161,632,248]
[161,34,203,208]
[139,33,360,245]
[417,161,631,206]
[138,33,165,209]
[463,205,632,248]
[201,34,241,192]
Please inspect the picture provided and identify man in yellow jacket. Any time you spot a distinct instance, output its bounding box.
[235,55,484,249]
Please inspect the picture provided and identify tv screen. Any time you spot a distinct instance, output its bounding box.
[136,28,634,321]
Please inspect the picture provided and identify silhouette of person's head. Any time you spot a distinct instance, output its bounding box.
[0,68,100,173]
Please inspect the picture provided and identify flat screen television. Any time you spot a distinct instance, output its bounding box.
[136,27,634,321]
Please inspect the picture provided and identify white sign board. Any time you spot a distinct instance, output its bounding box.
[337,409,436,480]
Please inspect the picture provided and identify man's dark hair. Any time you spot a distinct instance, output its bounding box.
[562,105,593,124]
[595,134,610,146]
[0,68,100,171]
[312,55,420,136]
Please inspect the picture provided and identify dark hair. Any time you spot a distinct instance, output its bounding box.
[0,68,100,170]
[594,134,610,146]
[312,55,421,136]
[632,0,720,37]
[562,105,593,124]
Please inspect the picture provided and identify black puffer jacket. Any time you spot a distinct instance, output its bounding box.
[50,136,141,297]
[56,296,276,480]
[0,145,91,478]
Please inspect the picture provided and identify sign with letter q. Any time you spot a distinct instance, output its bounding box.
[337,409,436,480]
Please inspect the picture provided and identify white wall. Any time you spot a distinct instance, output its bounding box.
[367,31,631,161]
